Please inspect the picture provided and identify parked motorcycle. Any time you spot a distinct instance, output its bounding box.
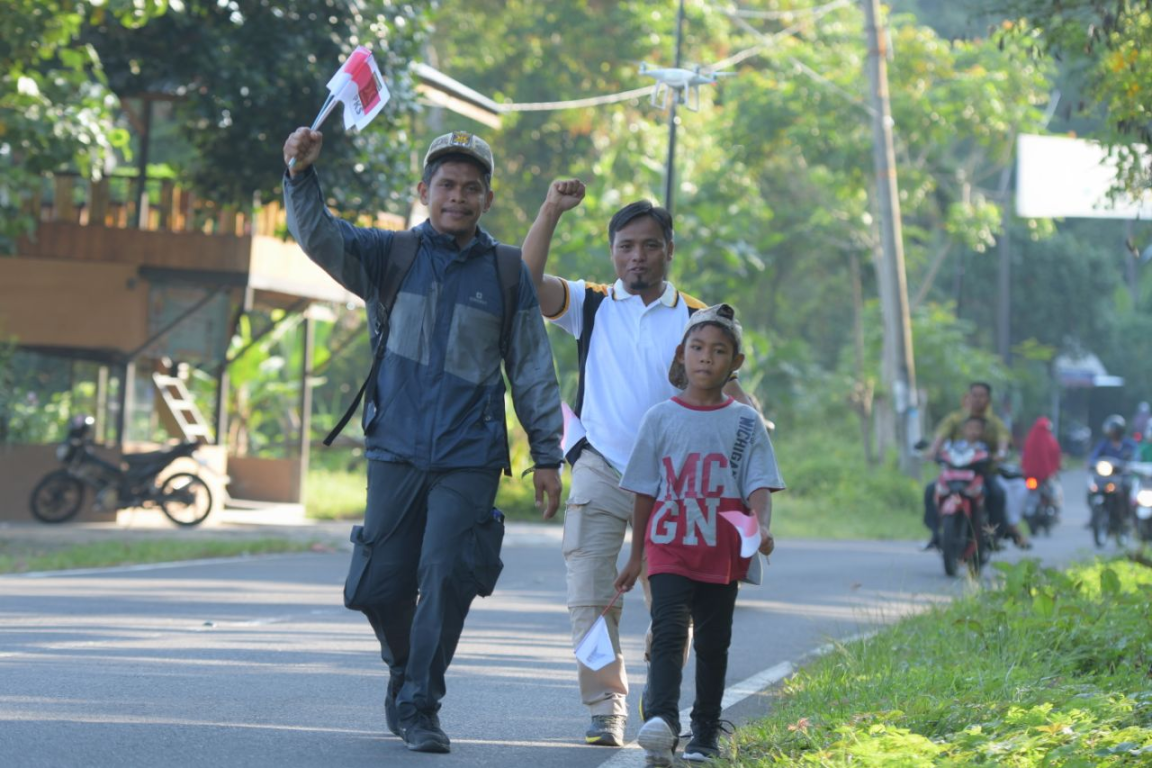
[29,415,215,526]
[933,443,992,577]
[1087,457,1132,548]
[1023,476,1061,537]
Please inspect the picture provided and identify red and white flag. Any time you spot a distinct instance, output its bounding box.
[313,46,390,132]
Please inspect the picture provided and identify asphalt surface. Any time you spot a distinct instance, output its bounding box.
[0,470,1113,767]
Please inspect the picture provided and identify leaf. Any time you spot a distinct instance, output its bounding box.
[1100,568,1121,596]
[1033,589,1056,617]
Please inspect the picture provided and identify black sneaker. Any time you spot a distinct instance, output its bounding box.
[921,535,940,551]
[403,713,450,754]
[683,718,734,762]
[384,677,403,737]
[585,714,626,746]
[638,716,678,767]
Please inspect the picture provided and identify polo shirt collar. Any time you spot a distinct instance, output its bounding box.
[610,279,679,308]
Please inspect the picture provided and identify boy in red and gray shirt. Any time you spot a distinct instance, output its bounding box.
[616,303,783,765]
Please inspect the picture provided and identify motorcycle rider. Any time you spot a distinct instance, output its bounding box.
[1021,415,1063,524]
[923,382,1029,550]
[1088,414,1138,467]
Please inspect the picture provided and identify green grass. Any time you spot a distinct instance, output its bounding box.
[305,464,368,520]
[724,555,1152,766]
[303,426,927,535]
[304,460,548,521]
[0,538,317,574]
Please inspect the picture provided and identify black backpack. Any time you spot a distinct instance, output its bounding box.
[323,230,522,471]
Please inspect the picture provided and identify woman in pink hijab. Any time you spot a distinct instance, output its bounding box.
[1021,416,1063,533]
[1022,417,1062,482]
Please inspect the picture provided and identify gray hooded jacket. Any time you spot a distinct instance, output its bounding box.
[284,167,563,471]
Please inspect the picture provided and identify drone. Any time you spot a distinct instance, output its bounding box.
[640,62,736,111]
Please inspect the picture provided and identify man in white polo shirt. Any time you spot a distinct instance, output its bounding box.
[522,179,753,747]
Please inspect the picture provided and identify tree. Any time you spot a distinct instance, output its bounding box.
[83,0,430,216]
[0,0,167,247]
[988,0,1152,190]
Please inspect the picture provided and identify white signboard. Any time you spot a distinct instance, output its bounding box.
[1015,133,1152,219]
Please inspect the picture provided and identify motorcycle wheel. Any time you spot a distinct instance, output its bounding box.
[159,473,213,527]
[29,470,85,524]
[1091,505,1108,548]
[940,514,965,578]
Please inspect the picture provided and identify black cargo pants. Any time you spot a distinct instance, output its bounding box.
[344,460,503,728]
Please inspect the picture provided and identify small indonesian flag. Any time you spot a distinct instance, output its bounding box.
[315,46,390,132]
[720,510,761,558]
[574,615,616,671]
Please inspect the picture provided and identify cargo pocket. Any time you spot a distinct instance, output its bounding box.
[561,497,591,558]
[467,508,506,597]
[344,525,373,610]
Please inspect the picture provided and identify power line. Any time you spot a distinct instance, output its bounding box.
[498,85,658,112]
[721,0,854,20]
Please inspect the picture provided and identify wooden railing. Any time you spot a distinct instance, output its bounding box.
[34,172,405,238]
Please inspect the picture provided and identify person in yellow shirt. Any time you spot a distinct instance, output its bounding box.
[923,382,1029,550]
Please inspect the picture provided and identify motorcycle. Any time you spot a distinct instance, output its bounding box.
[1129,463,1152,543]
[1087,457,1132,548]
[29,415,216,526]
[1022,475,1061,537]
[933,443,992,577]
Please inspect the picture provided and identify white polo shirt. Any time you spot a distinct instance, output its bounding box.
[547,278,705,474]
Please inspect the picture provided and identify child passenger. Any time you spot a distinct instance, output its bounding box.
[946,415,989,454]
[614,304,784,765]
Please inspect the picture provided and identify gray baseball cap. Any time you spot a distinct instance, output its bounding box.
[668,303,744,389]
[424,131,494,176]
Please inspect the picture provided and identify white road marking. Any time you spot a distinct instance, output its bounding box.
[596,630,879,768]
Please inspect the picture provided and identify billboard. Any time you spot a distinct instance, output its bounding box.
[1015,134,1152,219]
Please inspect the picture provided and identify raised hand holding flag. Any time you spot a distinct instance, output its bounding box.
[288,46,390,169]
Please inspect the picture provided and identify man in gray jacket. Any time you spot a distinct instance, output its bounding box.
[282,127,564,754]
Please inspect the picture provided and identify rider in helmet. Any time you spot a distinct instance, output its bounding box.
[1088,415,1137,465]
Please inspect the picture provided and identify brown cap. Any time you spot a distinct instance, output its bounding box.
[668,303,744,389]
[424,131,494,176]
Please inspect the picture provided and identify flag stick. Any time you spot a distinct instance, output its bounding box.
[287,93,338,170]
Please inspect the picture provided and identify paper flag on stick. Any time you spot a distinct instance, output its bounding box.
[323,45,389,132]
[720,510,761,558]
[574,615,616,671]
[290,46,390,170]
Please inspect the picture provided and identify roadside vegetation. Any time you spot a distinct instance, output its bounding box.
[304,427,926,539]
[726,556,1152,766]
[0,537,318,575]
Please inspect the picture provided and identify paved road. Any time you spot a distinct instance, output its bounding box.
[0,471,1111,767]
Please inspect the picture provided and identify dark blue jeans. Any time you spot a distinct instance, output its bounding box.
[347,460,501,728]
[644,573,739,736]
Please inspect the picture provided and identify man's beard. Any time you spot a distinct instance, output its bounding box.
[628,277,651,292]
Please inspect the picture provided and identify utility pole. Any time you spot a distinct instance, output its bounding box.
[996,163,1013,365]
[663,0,686,215]
[862,0,919,474]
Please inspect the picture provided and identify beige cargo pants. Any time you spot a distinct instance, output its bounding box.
[564,449,679,719]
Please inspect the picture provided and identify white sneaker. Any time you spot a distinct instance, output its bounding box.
[638,716,677,767]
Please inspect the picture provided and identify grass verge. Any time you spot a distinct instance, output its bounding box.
[726,555,1152,766]
[0,538,317,574]
[304,429,927,536]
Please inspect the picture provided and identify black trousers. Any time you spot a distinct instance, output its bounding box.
[923,474,1006,536]
[645,573,739,736]
[350,460,501,727]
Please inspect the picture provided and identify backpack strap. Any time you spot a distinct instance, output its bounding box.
[494,244,521,359]
[322,231,421,446]
[493,243,521,475]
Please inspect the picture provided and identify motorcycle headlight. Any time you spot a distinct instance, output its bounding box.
[55,443,70,461]
[1095,461,1114,477]
[1138,489,1152,508]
